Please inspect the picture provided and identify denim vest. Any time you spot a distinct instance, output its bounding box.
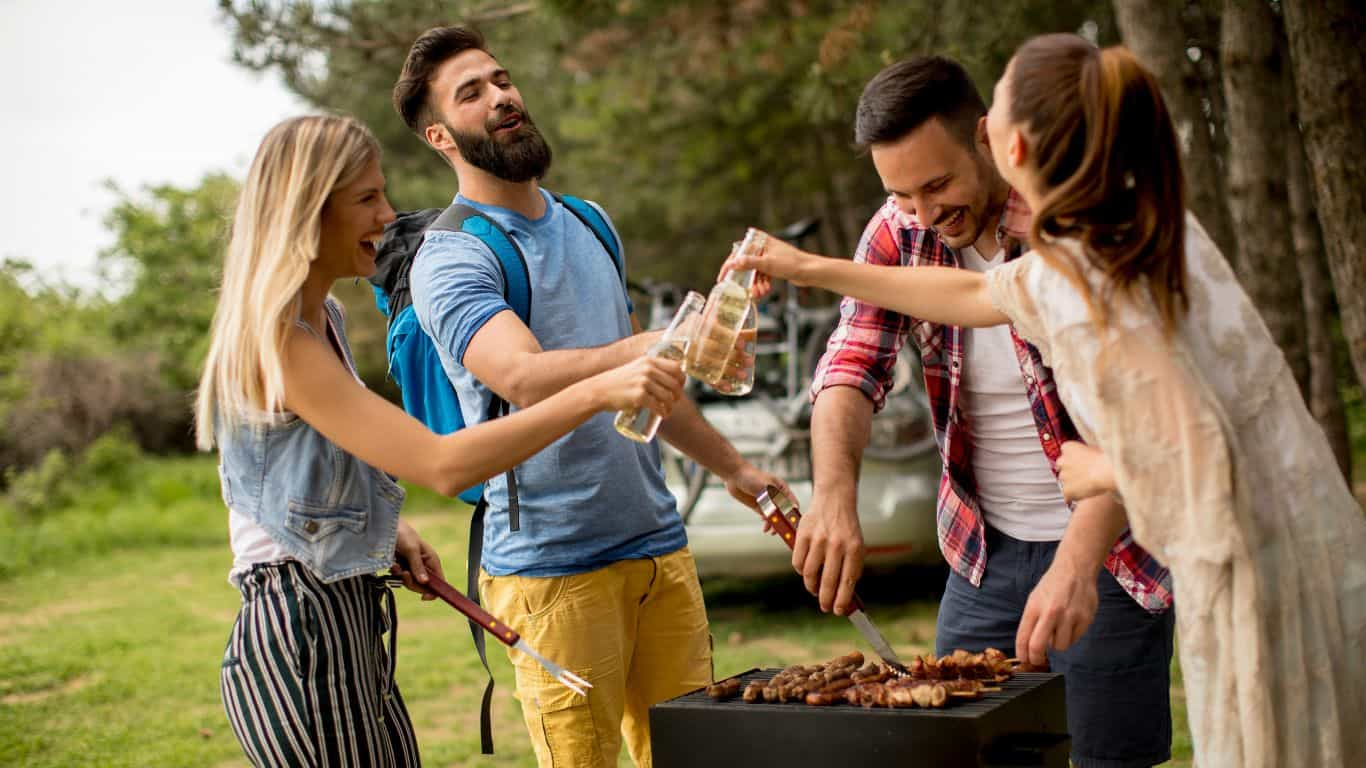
[216,300,406,582]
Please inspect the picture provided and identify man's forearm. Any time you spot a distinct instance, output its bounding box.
[1054,494,1129,575]
[501,332,655,408]
[657,397,745,479]
[811,386,874,500]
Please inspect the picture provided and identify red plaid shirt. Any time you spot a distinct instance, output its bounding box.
[811,195,1172,613]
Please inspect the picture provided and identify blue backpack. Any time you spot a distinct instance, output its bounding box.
[367,191,624,755]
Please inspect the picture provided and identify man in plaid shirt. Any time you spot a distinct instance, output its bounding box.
[800,56,1175,767]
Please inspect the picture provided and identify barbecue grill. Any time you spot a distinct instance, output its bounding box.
[650,668,1069,767]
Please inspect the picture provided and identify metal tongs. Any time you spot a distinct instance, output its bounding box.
[755,484,909,674]
[414,570,592,696]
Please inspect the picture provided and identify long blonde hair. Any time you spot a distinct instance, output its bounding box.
[194,115,380,450]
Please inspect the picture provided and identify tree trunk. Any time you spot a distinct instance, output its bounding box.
[1112,0,1237,258]
[1220,0,1310,395]
[1282,0,1366,392]
[1287,110,1352,478]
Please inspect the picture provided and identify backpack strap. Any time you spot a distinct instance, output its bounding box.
[548,191,629,305]
[467,493,496,754]
[427,204,527,533]
[465,378,519,754]
[429,204,533,326]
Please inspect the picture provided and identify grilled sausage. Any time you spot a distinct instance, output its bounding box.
[706,678,743,700]
[742,681,764,703]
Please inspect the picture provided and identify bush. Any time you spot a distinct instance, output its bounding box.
[3,428,144,519]
[0,449,221,581]
[3,449,76,519]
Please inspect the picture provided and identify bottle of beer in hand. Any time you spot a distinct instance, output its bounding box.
[713,300,757,396]
[689,229,763,387]
[614,291,706,443]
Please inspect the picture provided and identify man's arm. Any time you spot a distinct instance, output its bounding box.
[800,386,874,615]
[462,311,659,409]
[791,201,909,616]
[655,397,778,507]
[1014,494,1129,666]
[412,230,661,410]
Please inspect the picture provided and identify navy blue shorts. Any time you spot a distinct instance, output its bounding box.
[935,526,1175,768]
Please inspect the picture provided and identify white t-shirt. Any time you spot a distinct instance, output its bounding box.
[958,245,1070,541]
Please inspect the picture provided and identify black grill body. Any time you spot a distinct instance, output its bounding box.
[650,669,1069,767]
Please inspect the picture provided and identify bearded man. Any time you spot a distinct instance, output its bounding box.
[393,25,781,768]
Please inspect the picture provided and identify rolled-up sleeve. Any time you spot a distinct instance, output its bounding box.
[410,230,512,366]
[808,206,911,412]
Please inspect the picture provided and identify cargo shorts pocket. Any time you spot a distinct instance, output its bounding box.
[517,664,603,768]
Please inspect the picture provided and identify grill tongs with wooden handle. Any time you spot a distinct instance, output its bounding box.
[755,484,909,675]
[405,566,591,696]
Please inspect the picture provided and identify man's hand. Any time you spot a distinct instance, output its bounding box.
[391,519,445,601]
[1015,552,1098,667]
[724,462,791,514]
[792,486,865,615]
[1014,493,1126,666]
[1056,441,1118,502]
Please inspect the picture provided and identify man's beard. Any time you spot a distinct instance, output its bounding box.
[448,109,552,183]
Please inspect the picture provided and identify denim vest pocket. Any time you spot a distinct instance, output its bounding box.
[285,500,368,542]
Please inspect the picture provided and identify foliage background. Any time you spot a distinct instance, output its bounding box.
[2,2,1363,765]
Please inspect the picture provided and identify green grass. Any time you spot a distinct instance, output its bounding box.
[0,456,1206,766]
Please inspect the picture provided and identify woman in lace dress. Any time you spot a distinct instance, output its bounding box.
[730,33,1365,768]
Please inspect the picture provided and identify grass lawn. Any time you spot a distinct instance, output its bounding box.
[0,457,1199,766]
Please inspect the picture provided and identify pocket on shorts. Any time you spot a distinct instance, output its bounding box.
[510,574,570,621]
[520,664,602,768]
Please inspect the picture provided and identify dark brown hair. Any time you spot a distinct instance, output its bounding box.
[1008,34,1187,333]
[393,26,489,136]
[855,55,985,149]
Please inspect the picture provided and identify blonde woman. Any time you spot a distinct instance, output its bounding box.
[196,114,684,767]
[731,34,1365,767]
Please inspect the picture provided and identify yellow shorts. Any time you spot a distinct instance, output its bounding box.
[480,547,712,768]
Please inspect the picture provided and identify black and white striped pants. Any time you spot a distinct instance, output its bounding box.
[221,561,421,767]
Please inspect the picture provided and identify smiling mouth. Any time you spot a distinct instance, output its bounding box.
[936,208,966,233]
[360,237,380,258]
[493,113,523,133]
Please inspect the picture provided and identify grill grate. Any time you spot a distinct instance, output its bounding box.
[670,668,1058,719]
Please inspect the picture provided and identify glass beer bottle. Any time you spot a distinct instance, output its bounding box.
[688,229,763,386]
[714,301,757,396]
[614,291,706,443]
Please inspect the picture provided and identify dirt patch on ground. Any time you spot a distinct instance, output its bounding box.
[1,672,101,706]
[0,597,108,637]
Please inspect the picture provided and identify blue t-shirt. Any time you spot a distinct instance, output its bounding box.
[409,188,686,577]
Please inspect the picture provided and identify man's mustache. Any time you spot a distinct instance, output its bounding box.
[486,107,529,133]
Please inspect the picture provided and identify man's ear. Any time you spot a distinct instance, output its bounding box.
[425,122,455,154]
[1008,130,1028,169]
[974,115,996,164]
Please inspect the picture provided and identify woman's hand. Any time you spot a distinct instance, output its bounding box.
[1056,441,1118,502]
[589,356,686,416]
[722,229,819,291]
[391,519,445,600]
